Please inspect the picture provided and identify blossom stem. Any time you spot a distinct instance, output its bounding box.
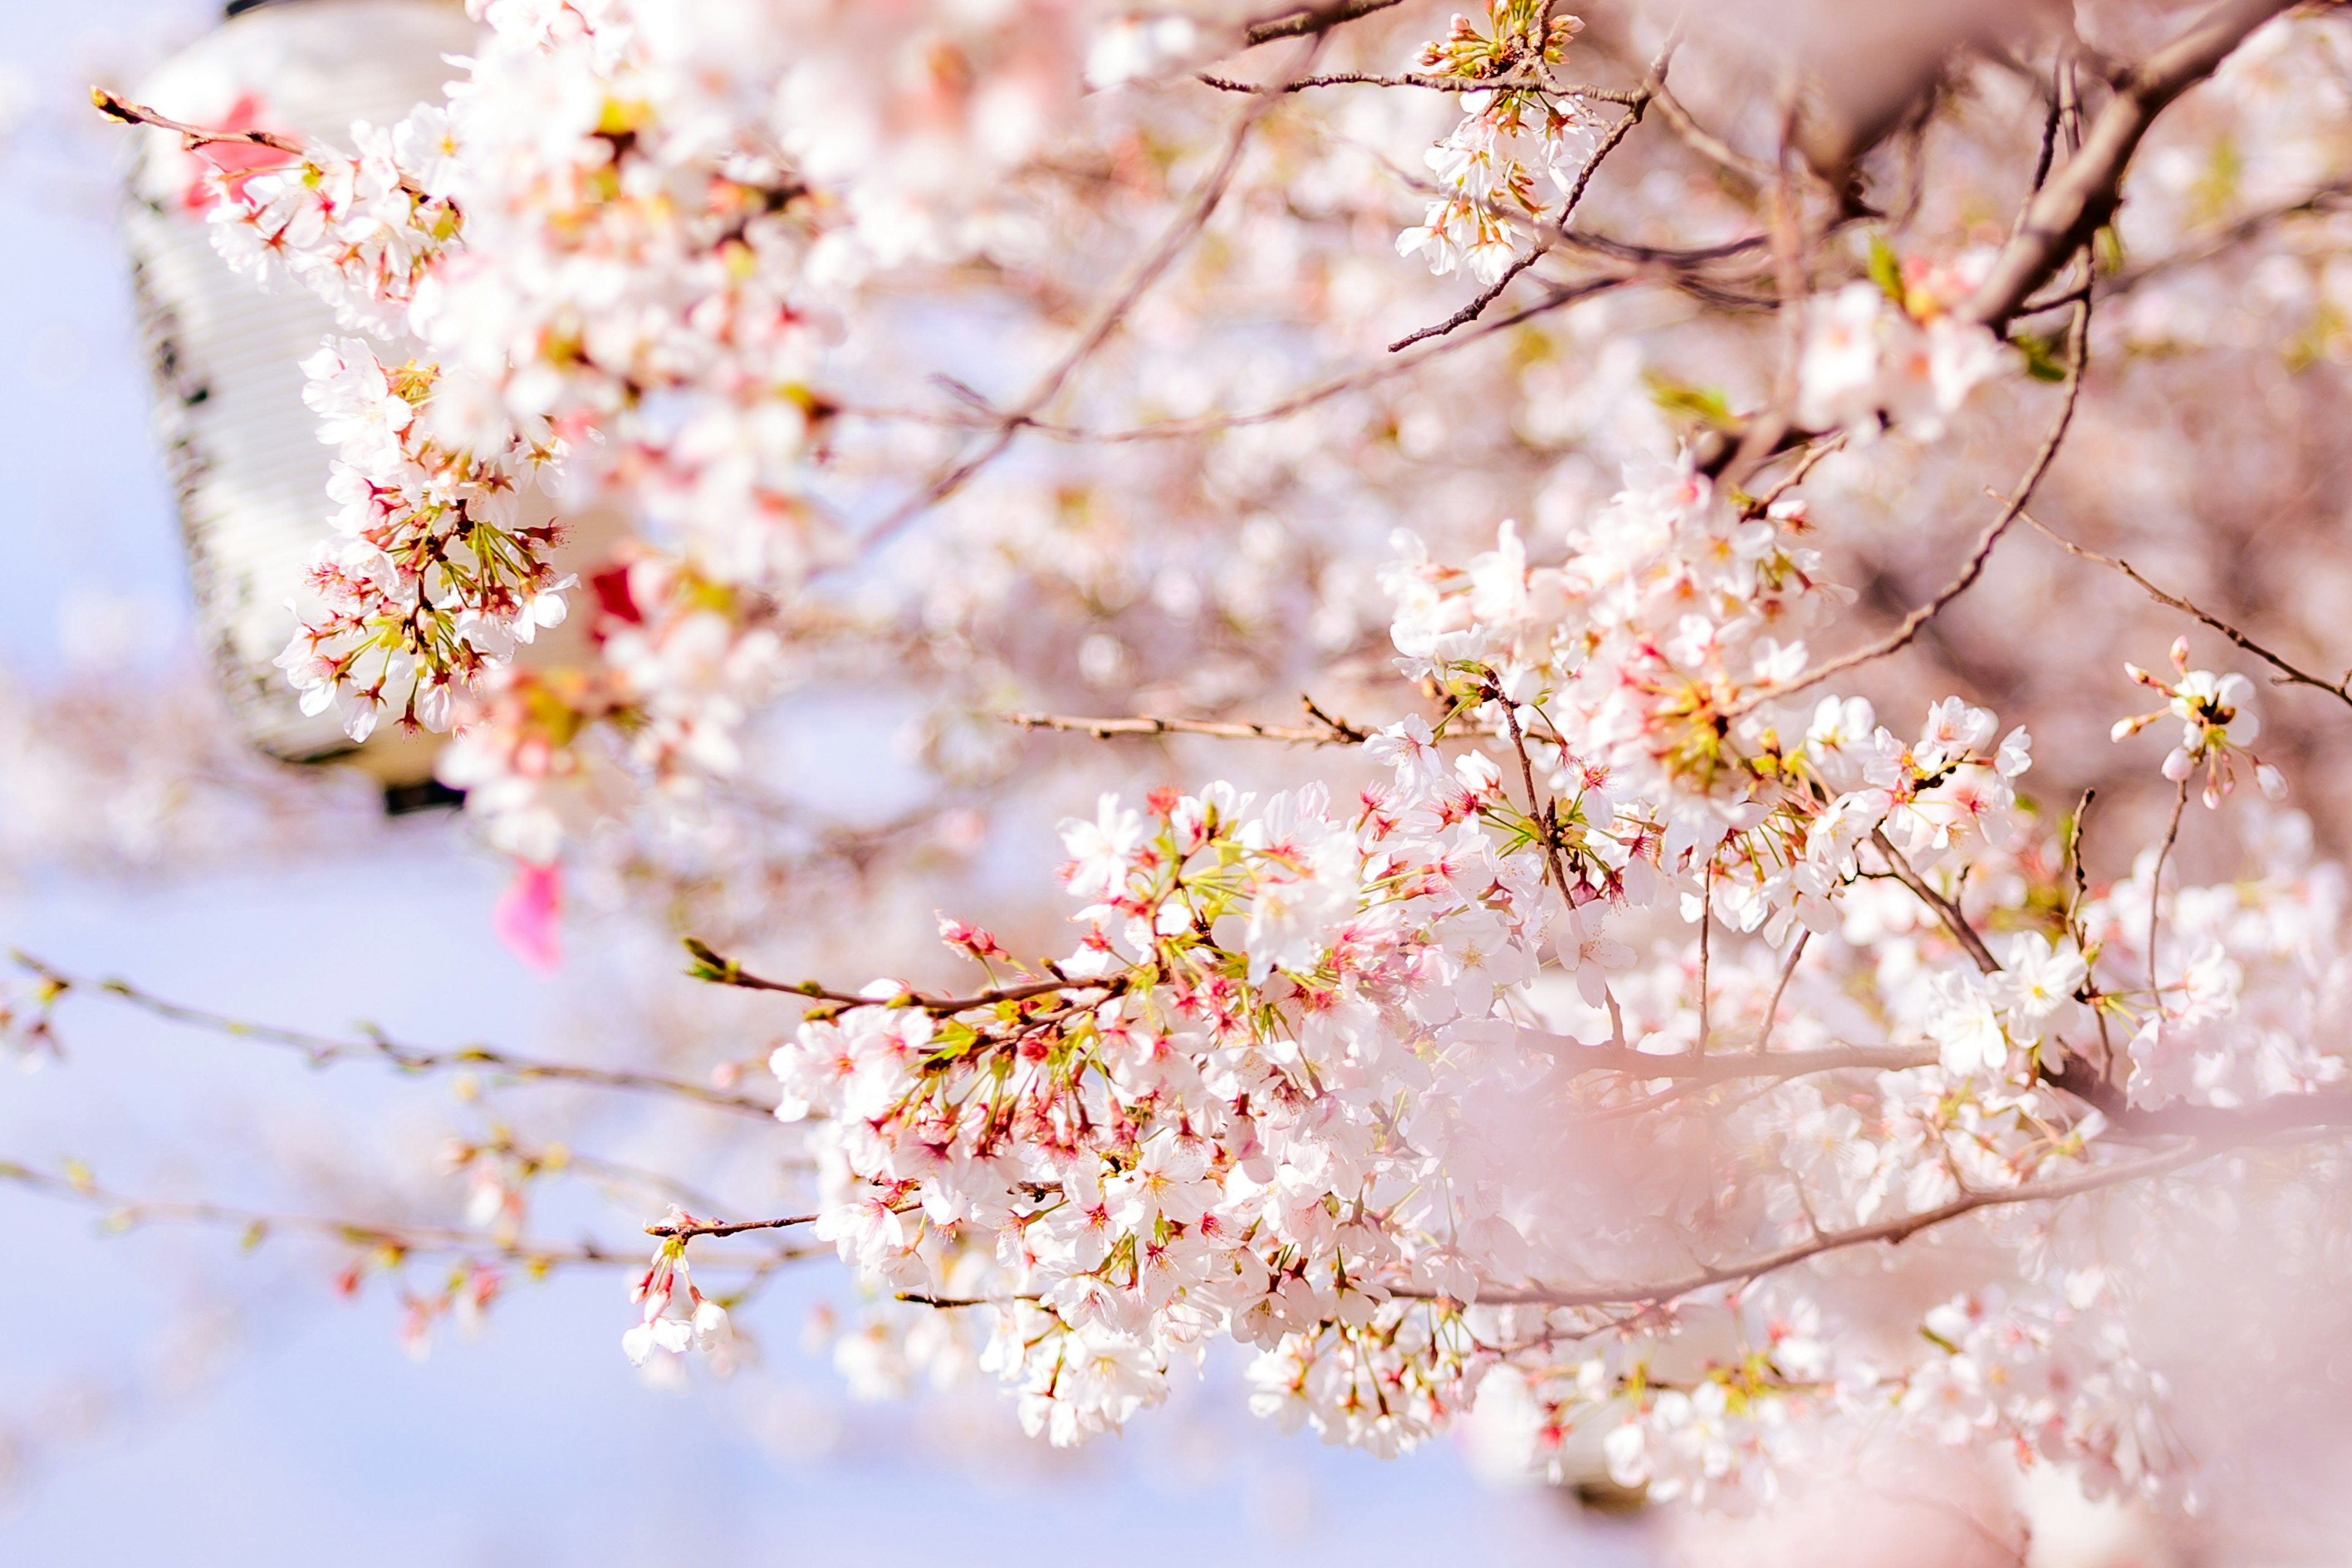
[2147,776,2191,1000]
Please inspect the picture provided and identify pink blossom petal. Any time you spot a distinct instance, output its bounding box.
[493,860,563,973]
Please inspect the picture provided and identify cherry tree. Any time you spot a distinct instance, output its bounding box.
[23,0,2352,1548]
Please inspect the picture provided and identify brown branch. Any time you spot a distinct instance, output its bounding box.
[1646,79,1777,186]
[1389,248,1548,352]
[2147,776,2192,999]
[1494,682,1574,903]
[2064,787,2098,939]
[1439,1136,2261,1310]
[1041,273,1629,442]
[2019,508,2352,709]
[0,1158,752,1274]
[842,272,1635,443]
[1956,0,2303,329]
[1387,39,1667,354]
[1242,0,1403,46]
[11,954,777,1119]
[1696,860,1716,1052]
[1528,1036,1942,1081]
[684,939,1129,1016]
[1197,70,1642,101]
[1298,693,1374,744]
[1001,709,1358,744]
[1755,930,1809,1056]
[91,88,304,158]
[646,1212,821,1241]
[2011,176,2352,316]
[1747,431,1847,515]
[1869,830,2001,976]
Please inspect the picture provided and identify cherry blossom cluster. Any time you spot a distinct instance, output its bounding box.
[1795,247,2010,440]
[275,338,571,742]
[206,107,462,339]
[78,0,2352,1542]
[625,1231,735,1377]
[2112,636,2287,808]
[765,742,1558,1447]
[732,424,2352,1504]
[1398,4,1599,283]
[433,551,785,864]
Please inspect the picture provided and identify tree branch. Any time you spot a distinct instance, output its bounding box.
[854,39,1310,554]
[91,87,304,158]
[1447,1134,2278,1309]
[684,939,1129,1016]
[1387,36,1669,353]
[1956,0,2302,329]
[1197,70,1641,101]
[1242,0,1404,47]
[11,954,777,1118]
[646,1211,821,1241]
[1001,701,1366,744]
[2019,507,2352,710]
[1869,830,2002,976]
[1528,1036,1942,1080]
[0,1158,807,1273]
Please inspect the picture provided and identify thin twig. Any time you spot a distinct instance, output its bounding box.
[2147,776,2191,1000]
[1022,273,1626,442]
[1197,70,1642,101]
[2018,508,2352,710]
[1387,38,1664,352]
[1389,248,1547,352]
[1870,831,2000,976]
[1728,290,2091,717]
[1747,432,1846,515]
[684,940,1129,1016]
[1494,685,1572,902]
[1002,710,1358,744]
[1646,79,1777,185]
[1298,693,1375,743]
[1755,931,1809,1055]
[10,953,776,1118]
[1696,858,1715,1053]
[1242,0,1403,46]
[91,88,304,157]
[646,1212,823,1241]
[0,1159,813,1273]
[853,40,1311,556]
[1446,1136,2258,1310]
[2063,787,2098,937]
[1528,1036,1940,1080]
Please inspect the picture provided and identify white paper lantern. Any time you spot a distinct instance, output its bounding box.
[124,0,473,787]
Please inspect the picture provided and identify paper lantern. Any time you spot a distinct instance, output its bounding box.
[124,0,473,791]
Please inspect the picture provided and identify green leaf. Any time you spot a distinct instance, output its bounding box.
[2010,330,2070,383]
[1866,232,1905,305]
[1643,371,1738,431]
